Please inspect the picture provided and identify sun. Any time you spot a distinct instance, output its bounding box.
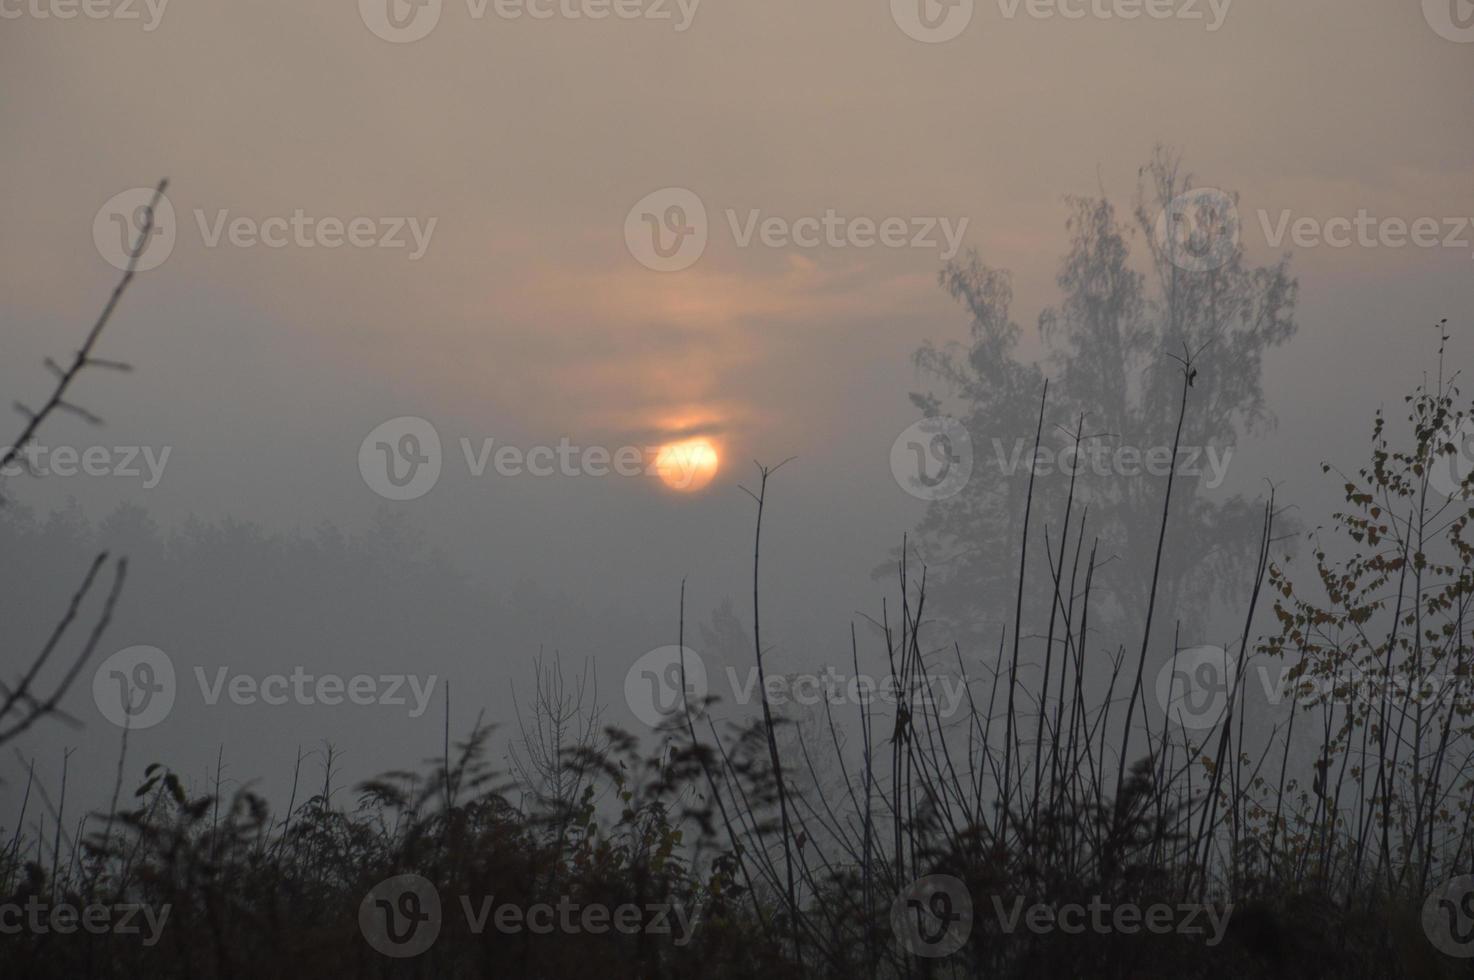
[654,438,720,492]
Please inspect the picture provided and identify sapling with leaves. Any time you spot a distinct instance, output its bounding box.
[1259,326,1474,896]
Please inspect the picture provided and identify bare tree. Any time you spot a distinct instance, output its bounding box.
[507,650,607,820]
[0,179,166,748]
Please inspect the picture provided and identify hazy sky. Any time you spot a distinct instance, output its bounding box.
[1,0,1472,810]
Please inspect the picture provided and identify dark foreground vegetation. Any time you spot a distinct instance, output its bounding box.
[3,182,1472,978]
[2,345,1471,979]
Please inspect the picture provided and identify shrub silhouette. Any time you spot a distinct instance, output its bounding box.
[4,336,1472,978]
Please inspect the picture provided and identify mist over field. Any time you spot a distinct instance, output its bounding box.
[2,1,1473,976]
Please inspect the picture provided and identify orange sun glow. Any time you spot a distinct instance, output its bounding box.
[653,438,720,492]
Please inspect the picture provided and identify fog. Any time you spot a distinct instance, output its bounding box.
[1,0,1472,937]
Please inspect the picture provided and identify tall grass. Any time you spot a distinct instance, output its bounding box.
[3,346,1472,979]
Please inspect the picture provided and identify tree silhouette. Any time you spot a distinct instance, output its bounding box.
[904,147,1298,651]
